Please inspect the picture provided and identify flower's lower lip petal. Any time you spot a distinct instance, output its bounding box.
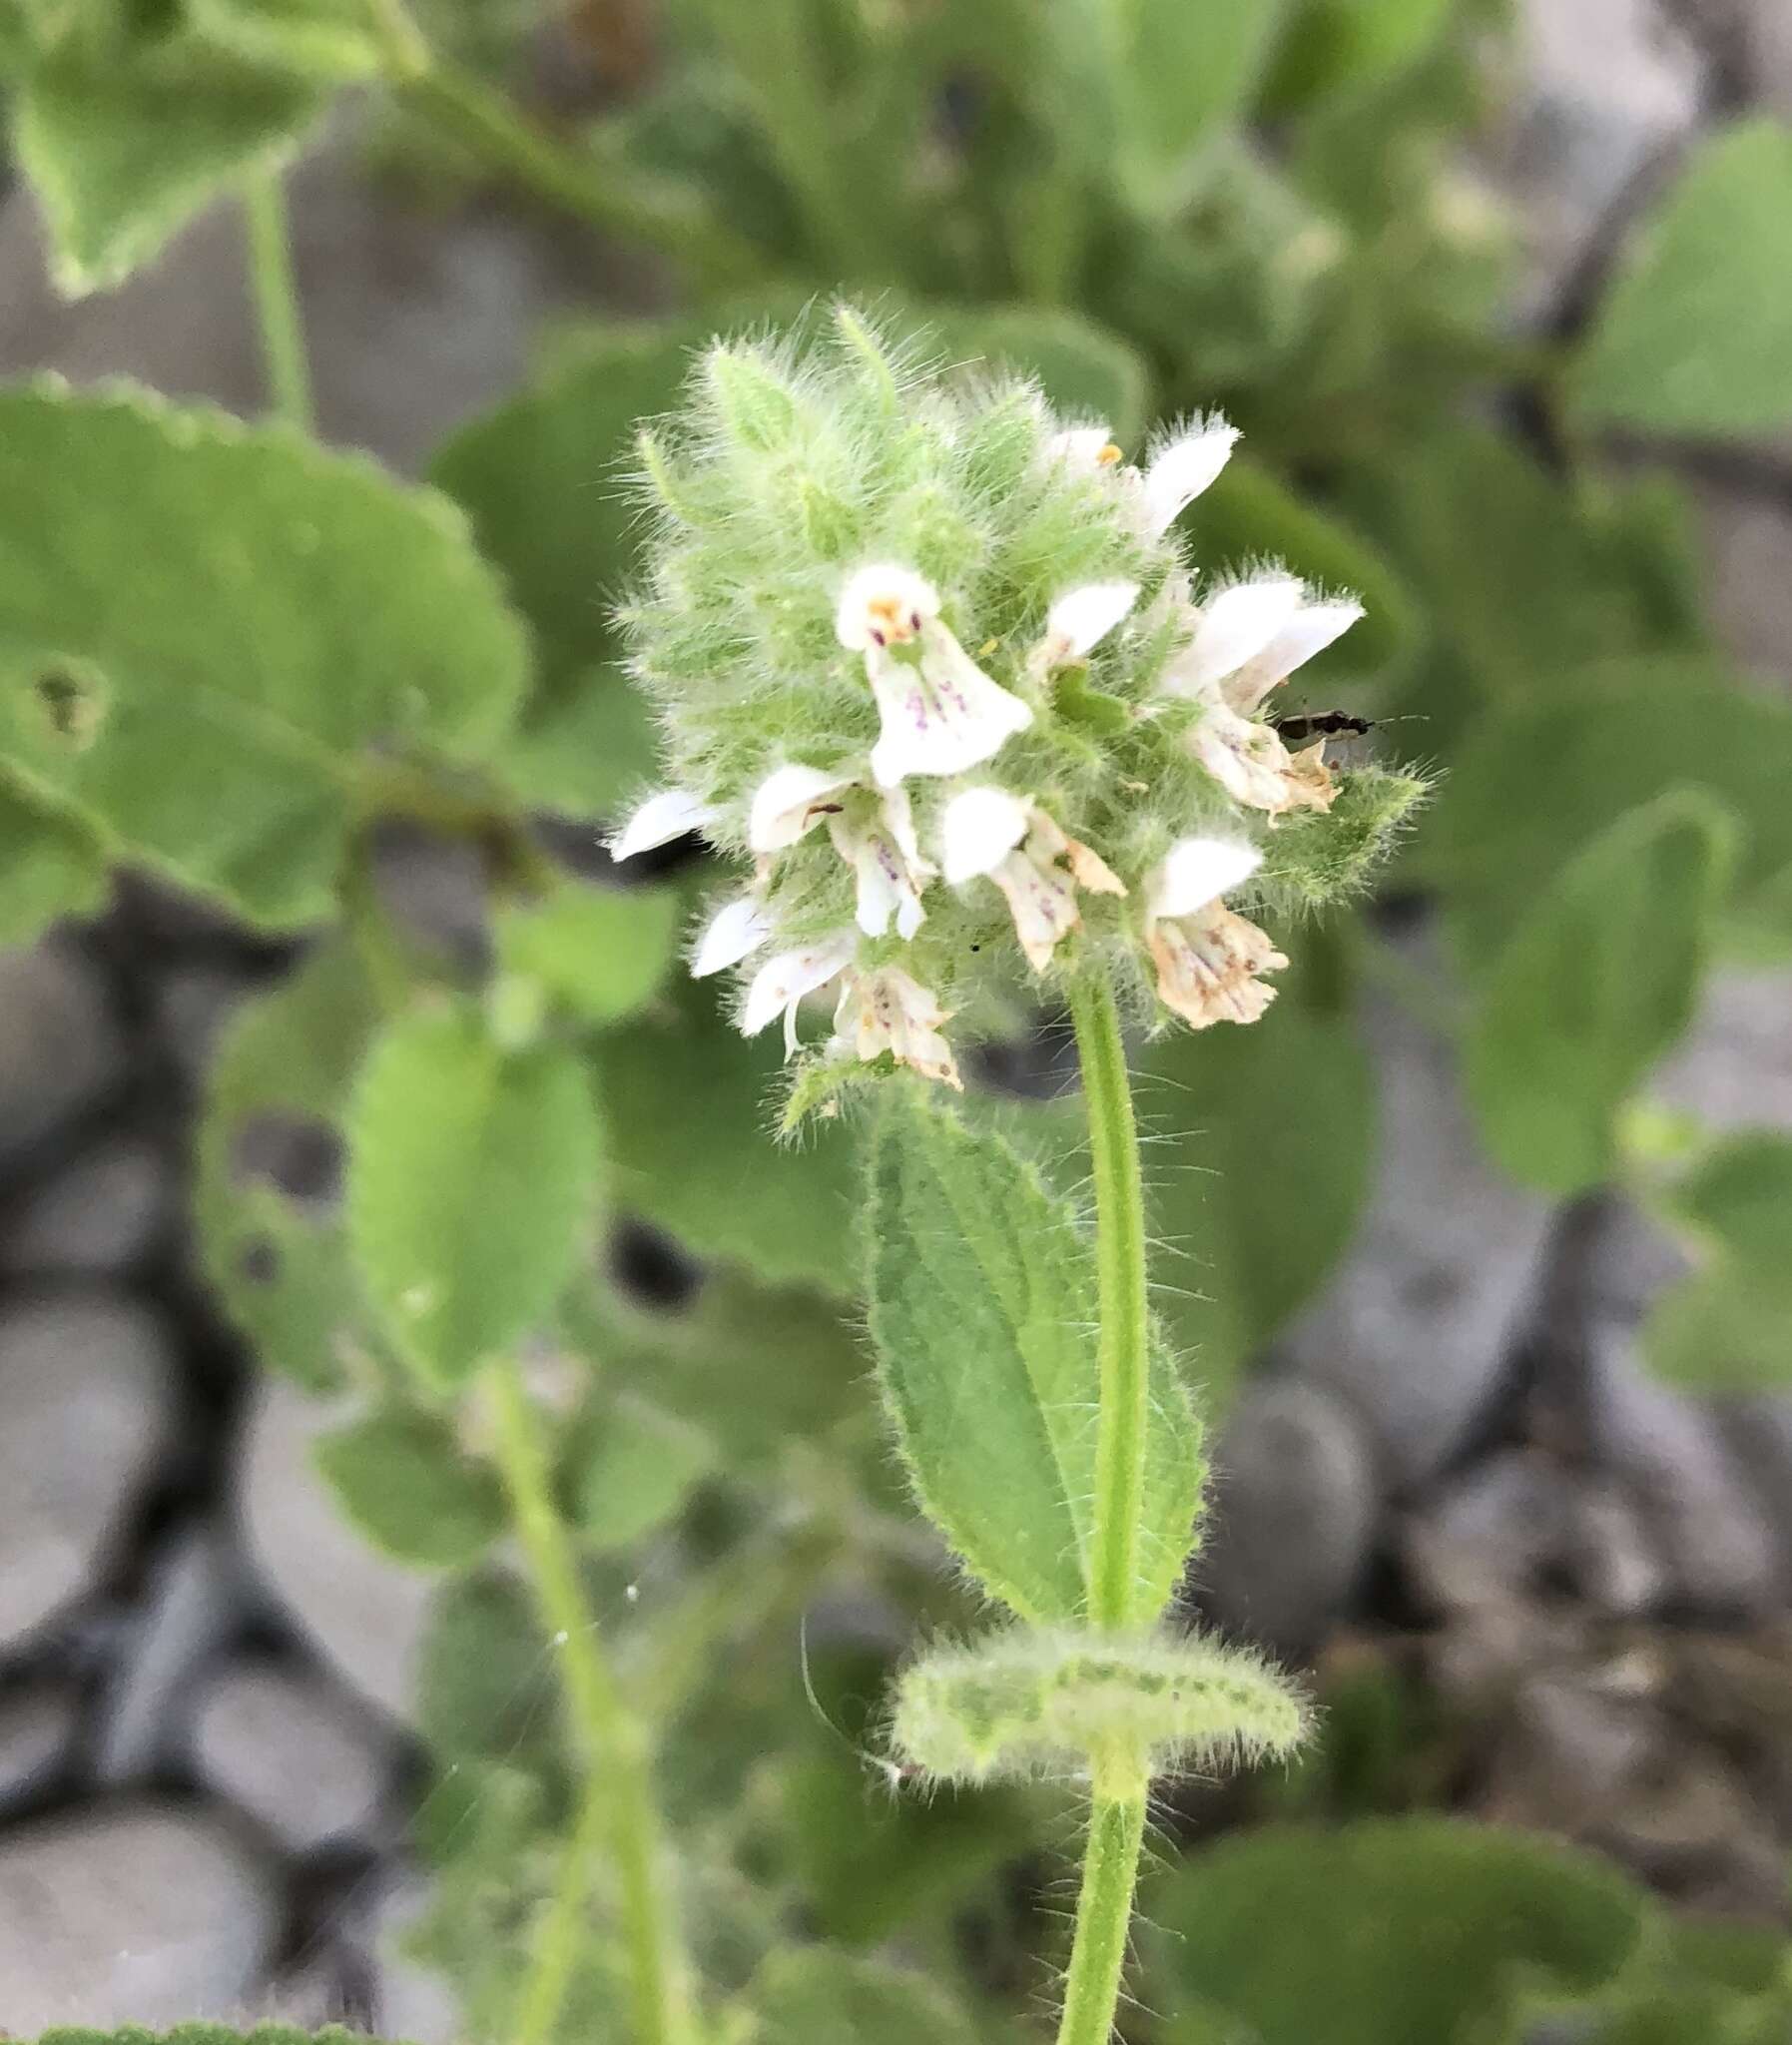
[693,896,771,978]
[609,788,712,861]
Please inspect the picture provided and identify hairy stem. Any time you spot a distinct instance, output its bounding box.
[1069,971,1152,1632]
[242,172,313,432]
[1057,1768,1149,2045]
[486,1358,699,2045]
[1057,971,1155,2045]
[366,0,759,285]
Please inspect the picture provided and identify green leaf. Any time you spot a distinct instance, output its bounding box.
[347,1002,604,1388]
[1184,452,1421,684]
[13,34,325,295]
[1414,662,1792,967]
[739,1948,980,2045]
[1571,121,1792,438]
[571,1391,714,1550]
[1108,0,1291,215]
[1264,0,1459,111]
[864,1090,1204,1628]
[196,944,382,1392]
[0,776,107,944]
[1466,793,1732,1195]
[918,304,1153,446]
[0,383,527,927]
[1660,1130,1792,1289]
[417,1569,559,1765]
[1145,1817,1652,2045]
[597,974,859,1296]
[189,0,381,80]
[1138,983,1374,1412]
[493,666,661,823]
[495,875,680,1028]
[313,1405,506,1568]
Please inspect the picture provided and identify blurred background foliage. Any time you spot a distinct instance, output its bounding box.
[4,0,1792,2040]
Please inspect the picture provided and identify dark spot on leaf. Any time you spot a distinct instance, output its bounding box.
[29,660,108,750]
[232,1111,343,1209]
[239,1237,280,1286]
[610,1219,704,1308]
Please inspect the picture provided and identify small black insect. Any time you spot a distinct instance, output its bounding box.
[1270,710,1376,744]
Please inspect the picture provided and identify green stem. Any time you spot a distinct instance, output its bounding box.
[1057,1771,1149,2045]
[486,1359,699,2045]
[242,172,313,432]
[366,0,760,285]
[1069,971,1153,1633]
[512,1775,611,2045]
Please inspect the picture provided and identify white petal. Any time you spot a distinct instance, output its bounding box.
[1225,599,1365,712]
[608,788,713,862]
[1141,421,1239,534]
[993,849,1080,973]
[879,782,932,879]
[739,938,854,1039]
[1043,580,1140,664]
[1045,425,1122,475]
[692,896,771,978]
[835,562,941,651]
[1147,836,1263,922]
[940,785,1030,884]
[868,633,1033,787]
[748,762,852,853]
[1164,576,1307,699]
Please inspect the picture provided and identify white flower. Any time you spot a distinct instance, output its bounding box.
[1188,703,1338,817]
[941,785,1127,973]
[1162,579,1364,714]
[740,935,857,1055]
[1138,419,1240,535]
[833,966,961,1089]
[692,895,772,979]
[1142,838,1286,1029]
[1220,599,1365,715]
[1046,418,1238,536]
[1039,580,1139,667]
[609,788,715,862]
[748,762,853,853]
[836,562,1033,787]
[828,784,935,939]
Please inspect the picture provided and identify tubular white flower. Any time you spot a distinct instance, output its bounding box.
[692,895,773,979]
[608,788,715,862]
[1161,576,1307,701]
[943,787,1127,973]
[1139,419,1240,536]
[740,935,857,1055]
[833,966,961,1089]
[828,784,935,940]
[1219,598,1366,714]
[748,762,853,853]
[1044,425,1126,476]
[1039,580,1140,667]
[1189,703,1338,816]
[1143,837,1284,1028]
[836,562,1032,787]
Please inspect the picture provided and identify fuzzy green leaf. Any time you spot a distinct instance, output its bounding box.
[13,36,325,295]
[495,876,680,1027]
[865,1091,1204,1628]
[572,1391,714,1550]
[314,1405,507,1568]
[1466,793,1732,1195]
[1415,662,1792,967]
[347,1003,604,1388]
[0,383,527,927]
[1139,986,1374,1411]
[0,777,107,943]
[1571,121,1792,438]
[1146,1817,1651,2045]
[196,945,382,1392]
[597,976,859,1296]
[739,1949,980,2045]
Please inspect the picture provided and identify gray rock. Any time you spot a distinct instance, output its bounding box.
[0,1681,77,1805]
[191,1661,391,1851]
[1714,1394,1792,1584]
[1577,1193,1694,1342]
[1403,1451,1570,1616]
[0,1132,171,1277]
[0,939,123,1173]
[1482,1670,1664,1833]
[1653,967,1792,1133]
[364,1874,462,2045]
[153,960,258,1085]
[1564,1483,1668,1617]
[1696,485,1792,682]
[0,1800,278,2030]
[368,820,492,979]
[1587,1334,1781,1613]
[98,1522,246,1782]
[1198,1379,1380,1654]
[239,1376,435,1723]
[0,1296,176,1646]
[1278,963,1556,1483]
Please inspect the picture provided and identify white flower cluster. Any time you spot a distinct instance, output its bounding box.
[614,358,1367,1094]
